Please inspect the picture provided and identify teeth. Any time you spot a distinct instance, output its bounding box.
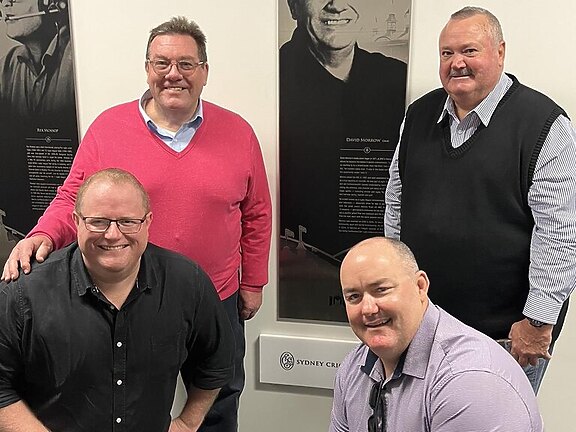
[366,318,390,327]
[324,19,351,25]
[100,245,126,251]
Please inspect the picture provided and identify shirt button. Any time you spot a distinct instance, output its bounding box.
[116,417,122,423]
[117,379,123,385]
[116,342,123,348]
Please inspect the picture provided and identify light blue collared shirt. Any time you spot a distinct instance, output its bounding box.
[138,90,203,152]
[439,73,513,148]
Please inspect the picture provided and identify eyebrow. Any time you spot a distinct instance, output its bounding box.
[342,278,396,292]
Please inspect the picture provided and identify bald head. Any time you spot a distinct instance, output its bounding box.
[342,237,419,280]
[340,237,429,369]
[75,168,150,215]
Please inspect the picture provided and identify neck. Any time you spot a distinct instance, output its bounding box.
[22,38,50,68]
[308,43,355,82]
[90,266,140,309]
[381,358,398,381]
[145,98,196,132]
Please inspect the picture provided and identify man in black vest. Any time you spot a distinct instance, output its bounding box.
[385,6,576,394]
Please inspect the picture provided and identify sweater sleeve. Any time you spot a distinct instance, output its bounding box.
[27,123,102,249]
[238,129,272,291]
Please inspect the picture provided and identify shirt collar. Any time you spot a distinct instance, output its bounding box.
[16,25,67,73]
[138,90,203,134]
[437,73,513,126]
[360,302,440,382]
[70,242,153,297]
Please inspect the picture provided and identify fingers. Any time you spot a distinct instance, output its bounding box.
[240,306,258,321]
[35,240,53,262]
[1,245,27,281]
[1,236,53,282]
[1,261,13,282]
[511,347,552,368]
[240,310,254,321]
[238,290,262,320]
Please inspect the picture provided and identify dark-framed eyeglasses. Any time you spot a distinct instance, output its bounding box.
[79,214,149,234]
[368,381,387,432]
[146,58,205,76]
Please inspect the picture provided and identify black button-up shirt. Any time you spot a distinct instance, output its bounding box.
[0,242,234,432]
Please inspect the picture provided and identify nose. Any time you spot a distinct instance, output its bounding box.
[325,0,348,12]
[103,221,124,239]
[361,295,379,316]
[451,53,467,69]
[164,62,183,80]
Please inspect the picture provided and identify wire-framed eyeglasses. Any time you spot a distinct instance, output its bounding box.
[146,58,205,76]
[79,215,149,234]
[368,380,387,432]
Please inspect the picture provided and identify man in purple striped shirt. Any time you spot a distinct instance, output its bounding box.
[331,237,542,432]
[384,6,576,393]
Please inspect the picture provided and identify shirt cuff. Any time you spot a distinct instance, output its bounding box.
[239,283,263,293]
[523,292,564,324]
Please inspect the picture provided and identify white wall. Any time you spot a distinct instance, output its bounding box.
[69,1,576,431]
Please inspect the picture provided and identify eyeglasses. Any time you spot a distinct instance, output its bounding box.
[368,381,387,432]
[146,58,205,76]
[79,215,149,234]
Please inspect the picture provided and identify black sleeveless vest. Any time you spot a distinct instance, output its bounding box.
[399,75,568,339]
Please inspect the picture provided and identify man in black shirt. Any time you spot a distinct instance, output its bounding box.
[0,168,234,431]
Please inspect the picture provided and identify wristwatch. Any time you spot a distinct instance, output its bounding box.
[526,317,546,327]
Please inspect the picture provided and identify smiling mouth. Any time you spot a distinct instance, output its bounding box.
[99,245,128,251]
[320,15,356,26]
[365,318,391,328]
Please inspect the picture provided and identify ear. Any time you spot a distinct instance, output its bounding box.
[72,211,81,229]
[415,270,429,301]
[498,40,506,67]
[202,63,209,86]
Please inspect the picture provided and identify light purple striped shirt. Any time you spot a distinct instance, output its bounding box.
[330,303,543,432]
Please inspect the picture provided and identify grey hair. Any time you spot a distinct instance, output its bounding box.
[146,16,207,62]
[451,6,504,45]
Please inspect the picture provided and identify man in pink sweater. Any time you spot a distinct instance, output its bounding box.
[1,16,272,432]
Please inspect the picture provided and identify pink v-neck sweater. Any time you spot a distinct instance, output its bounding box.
[30,100,272,300]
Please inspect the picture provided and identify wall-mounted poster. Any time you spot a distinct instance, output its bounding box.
[278,0,411,322]
[0,0,79,263]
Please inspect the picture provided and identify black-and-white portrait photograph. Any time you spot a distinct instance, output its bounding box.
[0,0,79,262]
[278,0,411,322]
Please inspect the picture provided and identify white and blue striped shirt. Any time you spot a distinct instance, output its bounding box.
[385,73,576,324]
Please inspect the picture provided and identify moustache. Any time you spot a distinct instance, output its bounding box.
[449,68,473,78]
